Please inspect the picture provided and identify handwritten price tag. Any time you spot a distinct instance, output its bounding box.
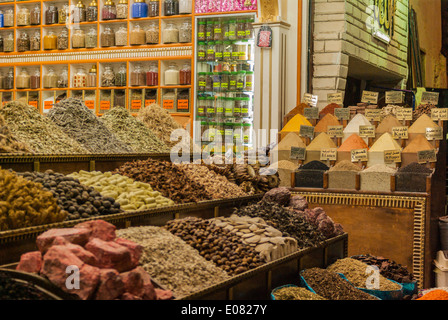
[320,148,337,161]
[303,93,318,107]
[351,149,368,162]
[361,91,379,104]
[417,149,437,163]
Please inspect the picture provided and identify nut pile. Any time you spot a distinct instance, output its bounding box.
[69,170,175,211]
[117,225,230,299]
[0,168,66,231]
[18,170,121,221]
[165,217,266,276]
[0,114,31,154]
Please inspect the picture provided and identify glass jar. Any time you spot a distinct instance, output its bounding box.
[243,122,252,144]
[74,66,87,87]
[220,71,230,91]
[223,41,232,61]
[57,68,68,88]
[72,1,87,23]
[130,64,145,86]
[246,18,254,39]
[0,35,4,52]
[229,72,238,91]
[165,62,179,85]
[241,97,250,117]
[17,32,30,52]
[43,68,57,88]
[0,72,4,89]
[3,69,14,90]
[101,65,115,87]
[179,0,191,14]
[179,21,191,43]
[31,5,41,25]
[46,5,58,25]
[200,121,209,141]
[102,0,117,20]
[233,122,243,145]
[245,71,254,91]
[215,122,224,143]
[208,122,216,142]
[145,63,158,86]
[30,69,40,89]
[206,41,215,61]
[148,0,159,17]
[225,97,235,117]
[224,122,233,143]
[177,89,189,112]
[4,9,13,27]
[131,0,146,18]
[212,72,220,92]
[228,20,237,40]
[43,31,57,50]
[223,21,229,41]
[197,42,206,61]
[86,27,97,48]
[197,21,206,41]
[179,63,190,85]
[213,19,222,41]
[237,70,246,91]
[4,33,14,52]
[116,0,128,19]
[216,97,224,117]
[115,26,127,46]
[101,27,115,46]
[58,4,69,24]
[197,97,206,117]
[145,22,159,44]
[206,96,215,117]
[163,23,179,43]
[17,8,31,26]
[215,41,224,61]
[115,64,126,86]
[30,31,40,51]
[72,28,86,48]
[130,23,145,45]
[205,72,213,91]
[164,0,178,16]
[237,18,246,39]
[162,90,176,111]
[57,28,69,50]
[206,20,214,41]
[0,11,3,28]
[197,72,206,91]
[87,64,97,87]
[16,69,30,89]
[87,0,98,21]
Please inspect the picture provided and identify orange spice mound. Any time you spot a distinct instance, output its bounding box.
[338,134,369,152]
[319,103,341,116]
[417,290,448,300]
[314,114,340,133]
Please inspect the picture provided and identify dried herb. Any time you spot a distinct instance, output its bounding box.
[273,286,326,300]
[0,114,31,154]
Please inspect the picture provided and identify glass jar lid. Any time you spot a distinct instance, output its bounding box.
[76,1,86,8]
[89,64,97,73]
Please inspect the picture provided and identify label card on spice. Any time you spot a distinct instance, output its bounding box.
[359,125,376,138]
[418,149,437,163]
[100,101,111,110]
[303,93,318,107]
[29,100,38,109]
[426,127,443,141]
[131,100,142,110]
[44,100,54,110]
[290,147,306,161]
[177,99,189,110]
[421,91,440,105]
[334,108,350,121]
[327,125,344,138]
[365,109,381,122]
[299,125,315,139]
[163,99,174,110]
[385,91,403,104]
[351,148,368,162]
[396,108,413,121]
[361,91,379,104]
[327,92,344,105]
[85,100,95,110]
[145,99,156,107]
[320,148,337,161]
[304,107,319,120]
[392,126,409,139]
[431,108,448,121]
[384,150,401,163]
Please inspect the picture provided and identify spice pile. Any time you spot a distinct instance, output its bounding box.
[396,162,433,192]
[0,101,88,154]
[319,103,341,116]
[306,133,337,151]
[409,114,440,134]
[360,164,396,192]
[295,161,329,188]
[100,107,170,153]
[117,225,230,299]
[272,286,326,300]
[417,289,448,300]
[47,98,134,154]
[403,135,435,153]
[281,113,312,133]
[376,115,402,136]
[338,134,369,152]
[0,271,50,300]
[0,114,31,154]
[314,114,340,133]
[328,160,361,189]
[343,114,372,142]
[381,105,404,119]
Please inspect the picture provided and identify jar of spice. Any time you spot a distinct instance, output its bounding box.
[4,9,13,27]
[179,21,191,43]
[0,11,3,28]
[72,1,87,23]
[179,63,191,85]
[223,41,232,61]
[197,97,206,117]
[162,90,176,111]
[57,28,69,50]
[43,31,57,50]
[16,69,30,89]
[223,20,229,41]
[0,35,4,52]
[237,70,246,91]
[130,63,145,86]
[164,0,178,16]
[220,71,230,91]
[44,68,57,88]
[177,89,189,112]
[131,0,146,18]
[243,122,252,144]
[197,72,206,91]
[3,69,14,90]
[57,68,68,88]
[115,64,126,86]
[30,69,40,89]
[179,0,191,14]
[228,20,237,40]
[59,4,69,24]
[130,23,145,45]
[165,62,179,85]
[87,0,98,21]
[146,63,158,86]
[145,22,159,44]
[17,32,30,52]
[212,72,220,92]
[115,0,128,19]
[74,66,87,87]
[206,41,215,61]
[17,8,31,26]
[102,0,117,20]
[206,20,214,41]
[206,96,215,117]
[148,0,159,16]
[229,72,237,91]
[216,96,224,117]
[197,42,206,61]
[237,18,246,39]
[46,4,58,25]
[224,122,233,143]
[87,64,97,87]
[233,122,243,144]
[115,26,127,46]
[4,33,14,52]
[215,41,224,61]
[163,23,179,43]
[214,19,223,41]
[72,28,86,48]
[245,71,253,91]
[241,97,251,117]
[30,31,40,51]
[197,20,206,41]
[101,27,115,46]
[86,27,97,48]
[31,5,41,25]
[0,72,5,89]
[205,72,213,91]
[101,65,115,87]
[246,18,254,39]
[225,97,235,117]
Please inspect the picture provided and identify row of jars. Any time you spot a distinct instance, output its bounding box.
[197,96,252,118]
[161,89,190,112]
[197,71,253,93]
[197,17,254,42]
[198,40,252,62]
[199,121,253,145]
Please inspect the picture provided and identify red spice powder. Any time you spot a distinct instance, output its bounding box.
[417,289,448,300]
[338,134,369,152]
[319,103,341,116]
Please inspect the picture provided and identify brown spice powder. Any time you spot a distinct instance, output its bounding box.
[319,103,341,116]
[314,113,341,133]
[403,135,435,153]
[376,115,402,134]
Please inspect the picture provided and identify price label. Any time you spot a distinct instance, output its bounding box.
[440,108,448,121]
[384,150,401,163]
[299,125,315,139]
[392,126,409,139]
[361,91,379,104]
[426,127,443,141]
[327,92,344,105]
[385,91,403,104]
[177,99,189,110]
[131,100,142,110]
[290,147,306,161]
[351,148,368,162]
[163,99,174,110]
[431,108,441,121]
[421,91,440,105]
[304,107,319,120]
[29,100,38,108]
[303,93,318,107]
[327,125,344,138]
[44,100,54,110]
[359,125,376,138]
[320,148,337,161]
[85,100,95,110]
[396,108,413,121]
[145,99,156,107]
[365,109,381,122]
[334,108,350,121]
[417,149,437,163]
